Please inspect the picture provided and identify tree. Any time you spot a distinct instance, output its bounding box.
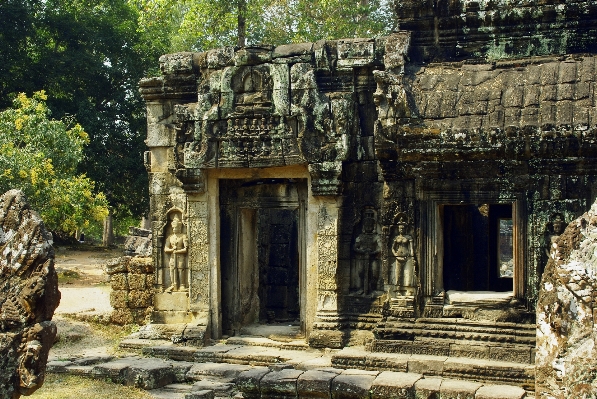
[0,0,167,240]
[0,92,109,238]
[135,0,394,53]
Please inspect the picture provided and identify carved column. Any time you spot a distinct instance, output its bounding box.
[187,200,210,317]
[309,202,344,348]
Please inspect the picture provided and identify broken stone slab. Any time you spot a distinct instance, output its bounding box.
[297,368,342,398]
[474,384,526,399]
[222,345,281,365]
[194,344,242,362]
[191,379,235,394]
[46,360,74,373]
[370,371,423,398]
[440,378,483,399]
[186,362,252,381]
[331,369,380,399]
[185,390,214,399]
[236,366,271,399]
[91,356,183,389]
[260,368,305,398]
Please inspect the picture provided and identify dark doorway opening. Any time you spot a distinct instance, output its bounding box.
[442,203,513,292]
[219,179,305,336]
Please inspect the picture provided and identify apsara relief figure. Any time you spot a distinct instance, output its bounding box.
[391,213,416,295]
[164,214,188,292]
[352,208,381,295]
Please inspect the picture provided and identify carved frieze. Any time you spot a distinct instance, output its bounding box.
[316,205,339,312]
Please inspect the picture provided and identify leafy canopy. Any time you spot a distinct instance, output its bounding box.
[136,0,395,53]
[0,92,109,236]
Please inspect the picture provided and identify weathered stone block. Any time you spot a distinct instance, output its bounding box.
[160,53,194,75]
[297,369,341,398]
[186,362,251,381]
[110,273,128,290]
[407,355,446,375]
[488,346,530,364]
[370,371,422,399]
[128,257,154,274]
[331,370,378,399]
[236,367,271,399]
[273,43,313,59]
[439,379,482,399]
[106,257,129,275]
[110,290,129,309]
[128,290,153,309]
[261,368,304,397]
[474,384,526,399]
[128,273,147,291]
[414,377,442,399]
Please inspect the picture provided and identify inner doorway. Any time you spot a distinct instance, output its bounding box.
[442,203,513,292]
[219,178,307,336]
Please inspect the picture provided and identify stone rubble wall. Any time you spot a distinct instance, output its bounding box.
[536,198,597,398]
[107,256,154,325]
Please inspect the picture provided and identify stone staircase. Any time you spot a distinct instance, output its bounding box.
[47,325,536,399]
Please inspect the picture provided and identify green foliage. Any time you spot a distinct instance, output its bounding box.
[136,0,394,53]
[0,92,109,236]
[0,0,163,227]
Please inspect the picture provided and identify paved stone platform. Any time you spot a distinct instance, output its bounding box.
[47,338,534,398]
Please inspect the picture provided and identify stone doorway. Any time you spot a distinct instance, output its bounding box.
[219,178,307,337]
[442,203,513,292]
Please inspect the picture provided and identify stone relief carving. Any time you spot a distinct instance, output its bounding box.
[163,212,188,292]
[317,205,339,311]
[390,212,416,296]
[545,213,566,260]
[188,201,209,309]
[351,207,381,296]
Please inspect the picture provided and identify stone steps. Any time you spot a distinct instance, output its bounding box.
[372,318,536,364]
[47,348,532,398]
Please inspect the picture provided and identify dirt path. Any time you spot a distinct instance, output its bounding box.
[50,245,127,360]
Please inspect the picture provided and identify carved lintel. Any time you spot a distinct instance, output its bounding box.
[309,162,342,196]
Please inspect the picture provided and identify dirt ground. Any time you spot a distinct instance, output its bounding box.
[29,245,154,398]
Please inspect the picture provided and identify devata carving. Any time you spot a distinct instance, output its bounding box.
[351,208,381,296]
[163,213,188,292]
[391,212,416,296]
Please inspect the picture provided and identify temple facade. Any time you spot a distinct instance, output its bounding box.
[139,0,597,354]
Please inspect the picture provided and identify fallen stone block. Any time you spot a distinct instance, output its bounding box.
[370,371,422,399]
[331,370,379,399]
[260,368,305,398]
[46,360,74,373]
[297,368,342,398]
[236,367,271,399]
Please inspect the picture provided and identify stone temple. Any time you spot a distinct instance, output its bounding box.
[139,0,597,367]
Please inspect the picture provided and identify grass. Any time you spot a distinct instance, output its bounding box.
[31,374,154,398]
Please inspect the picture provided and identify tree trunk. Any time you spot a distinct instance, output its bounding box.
[102,209,114,247]
[237,0,247,47]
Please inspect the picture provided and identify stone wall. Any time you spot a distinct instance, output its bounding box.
[536,199,597,398]
[107,256,154,325]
